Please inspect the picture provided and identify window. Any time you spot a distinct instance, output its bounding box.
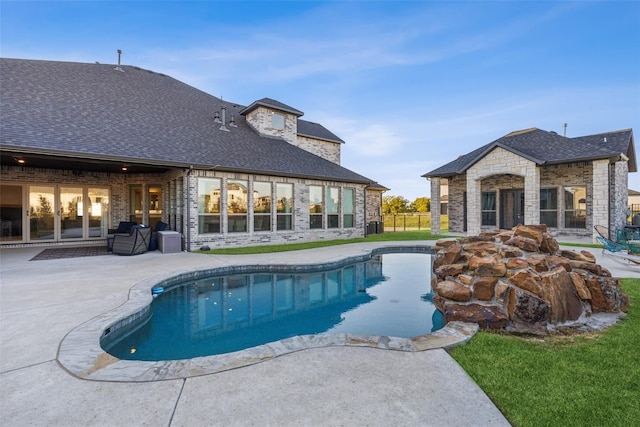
[228,180,248,232]
[271,113,285,130]
[564,186,586,228]
[276,183,293,230]
[309,185,323,229]
[481,192,496,226]
[198,178,221,233]
[253,181,271,232]
[327,187,339,228]
[343,188,355,228]
[540,188,558,228]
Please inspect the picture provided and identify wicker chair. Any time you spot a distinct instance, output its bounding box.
[112,226,152,256]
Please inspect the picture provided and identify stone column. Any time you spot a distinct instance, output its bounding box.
[612,159,629,233]
[524,167,540,226]
[592,159,609,243]
[466,177,481,236]
[430,177,441,235]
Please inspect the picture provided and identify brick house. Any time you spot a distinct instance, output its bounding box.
[0,58,385,250]
[423,128,636,241]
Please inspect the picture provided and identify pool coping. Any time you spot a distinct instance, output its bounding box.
[57,245,479,382]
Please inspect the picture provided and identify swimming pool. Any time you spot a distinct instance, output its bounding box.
[102,252,444,361]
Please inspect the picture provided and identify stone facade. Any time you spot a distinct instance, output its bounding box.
[430,178,441,234]
[440,155,623,241]
[244,106,342,165]
[295,135,341,164]
[611,160,629,232]
[188,171,366,251]
[1,165,367,250]
[365,189,381,223]
[243,105,298,144]
[466,147,539,236]
[447,175,467,233]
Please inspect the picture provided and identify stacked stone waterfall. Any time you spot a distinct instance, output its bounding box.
[432,225,629,334]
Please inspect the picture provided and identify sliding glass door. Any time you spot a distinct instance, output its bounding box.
[0,184,110,244]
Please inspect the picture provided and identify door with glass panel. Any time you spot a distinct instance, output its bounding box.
[0,184,24,242]
[500,189,524,230]
[60,187,83,239]
[28,185,56,241]
[88,188,109,237]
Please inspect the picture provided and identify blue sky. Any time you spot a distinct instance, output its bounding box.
[2,1,639,201]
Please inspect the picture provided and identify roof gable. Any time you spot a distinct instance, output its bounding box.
[239,97,304,117]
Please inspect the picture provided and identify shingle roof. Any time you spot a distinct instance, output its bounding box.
[423,127,636,178]
[297,120,345,144]
[239,97,304,117]
[0,58,372,184]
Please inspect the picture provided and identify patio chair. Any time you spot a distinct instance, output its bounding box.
[596,237,640,269]
[112,225,152,256]
[107,221,137,250]
[594,225,611,240]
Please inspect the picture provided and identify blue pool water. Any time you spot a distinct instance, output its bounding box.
[103,253,444,361]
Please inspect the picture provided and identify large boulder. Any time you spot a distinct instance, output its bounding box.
[540,267,583,323]
[441,303,508,329]
[431,225,628,335]
[508,288,550,333]
[435,280,471,302]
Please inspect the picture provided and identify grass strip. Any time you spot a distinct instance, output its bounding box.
[198,231,451,254]
[449,278,640,427]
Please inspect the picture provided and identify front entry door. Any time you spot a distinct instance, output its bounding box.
[500,189,524,229]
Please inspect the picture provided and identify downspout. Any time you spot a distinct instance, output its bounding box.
[185,165,193,252]
[364,183,371,237]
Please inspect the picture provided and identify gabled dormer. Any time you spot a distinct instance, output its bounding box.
[239,98,303,144]
[240,97,345,165]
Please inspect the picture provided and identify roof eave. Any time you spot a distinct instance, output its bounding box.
[239,100,304,117]
[297,132,345,144]
[0,145,192,169]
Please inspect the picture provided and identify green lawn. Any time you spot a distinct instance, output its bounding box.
[200,229,600,255]
[199,230,450,254]
[450,278,640,427]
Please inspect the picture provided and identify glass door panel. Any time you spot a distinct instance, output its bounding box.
[0,184,24,242]
[60,187,83,239]
[89,188,109,237]
[148,185,162,228]
[29,186,55,241]
[130,185,143,224]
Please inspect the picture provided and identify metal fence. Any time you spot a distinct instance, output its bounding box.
[382,213,432,232]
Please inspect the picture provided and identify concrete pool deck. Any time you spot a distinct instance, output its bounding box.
[1,239,635,426]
